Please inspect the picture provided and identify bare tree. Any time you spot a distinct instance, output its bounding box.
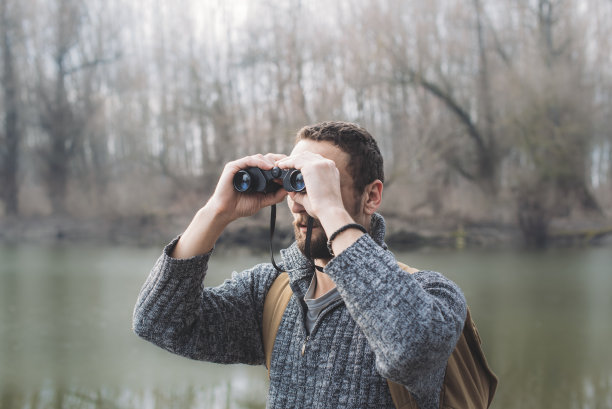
[33,0,116,214]
[505,0,602,245]
[0,0,22,215]
[357,0,504,196]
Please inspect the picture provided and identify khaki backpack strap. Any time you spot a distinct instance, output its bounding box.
[262,272,293,377]
[387,380,420,409]
[441,307,498,408]
[397,261,420,275]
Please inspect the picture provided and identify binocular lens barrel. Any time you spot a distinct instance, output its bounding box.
[289,170,305,191]
[233,171,252,192]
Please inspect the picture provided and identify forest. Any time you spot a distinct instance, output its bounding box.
[1,0,611,248]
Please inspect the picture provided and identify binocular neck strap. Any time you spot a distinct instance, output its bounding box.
[270,204,283,273]
[269,204,321,274]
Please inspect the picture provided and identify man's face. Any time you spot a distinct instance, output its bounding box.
[286,139,363,259]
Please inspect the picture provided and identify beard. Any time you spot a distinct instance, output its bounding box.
[293,217,332,260]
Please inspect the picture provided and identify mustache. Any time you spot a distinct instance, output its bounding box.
[293,217,322,229]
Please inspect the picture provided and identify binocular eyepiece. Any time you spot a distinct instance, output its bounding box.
[233,166,305,193]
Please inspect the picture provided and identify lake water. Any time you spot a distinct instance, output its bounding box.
[1,243,611,409]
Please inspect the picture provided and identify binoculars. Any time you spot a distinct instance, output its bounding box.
[233,166,305,193]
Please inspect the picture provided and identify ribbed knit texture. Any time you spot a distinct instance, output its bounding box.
[133,213,467,409]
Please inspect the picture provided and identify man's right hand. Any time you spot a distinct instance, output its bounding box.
[171,153,288,259]
[208,153,289,223]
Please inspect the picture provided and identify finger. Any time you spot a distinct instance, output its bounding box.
[276,151,323,169]
[275,156,301,170]
[258,153,286,168]
[264,153,287,163]
[231,154,276,171]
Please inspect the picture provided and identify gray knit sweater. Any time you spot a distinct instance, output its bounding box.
[133,214,466,409]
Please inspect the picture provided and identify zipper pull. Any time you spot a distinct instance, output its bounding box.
[301,336,310,356]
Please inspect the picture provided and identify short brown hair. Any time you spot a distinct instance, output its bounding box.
[295,121,384,194]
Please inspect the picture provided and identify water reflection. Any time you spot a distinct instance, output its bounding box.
[1,381,268,409]
[0,244,611,409]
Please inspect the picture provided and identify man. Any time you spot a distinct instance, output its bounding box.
[133,121,466,409]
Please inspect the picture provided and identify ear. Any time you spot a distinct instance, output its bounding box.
[362,179,383,216]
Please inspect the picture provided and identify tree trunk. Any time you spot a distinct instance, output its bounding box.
[0,0,20,216]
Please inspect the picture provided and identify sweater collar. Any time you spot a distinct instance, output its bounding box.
[280,213,387,296]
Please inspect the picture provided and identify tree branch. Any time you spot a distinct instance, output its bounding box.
[408,69,488,155]
[63,52,121,76]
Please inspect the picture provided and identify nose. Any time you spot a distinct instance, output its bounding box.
[287,193,306,214]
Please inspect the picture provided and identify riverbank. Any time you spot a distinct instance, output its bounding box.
[2,213,611,251]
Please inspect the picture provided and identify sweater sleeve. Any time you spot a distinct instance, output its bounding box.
[132,237,278,365]
[324,234,466,402]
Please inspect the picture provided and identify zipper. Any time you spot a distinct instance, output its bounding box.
[301,299,342,357]
[300,298,345,358]
[301,335,309,356]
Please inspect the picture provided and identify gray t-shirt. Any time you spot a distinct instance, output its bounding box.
[303,275,342,334]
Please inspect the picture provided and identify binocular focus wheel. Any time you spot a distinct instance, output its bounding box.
[271,167,282,178]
